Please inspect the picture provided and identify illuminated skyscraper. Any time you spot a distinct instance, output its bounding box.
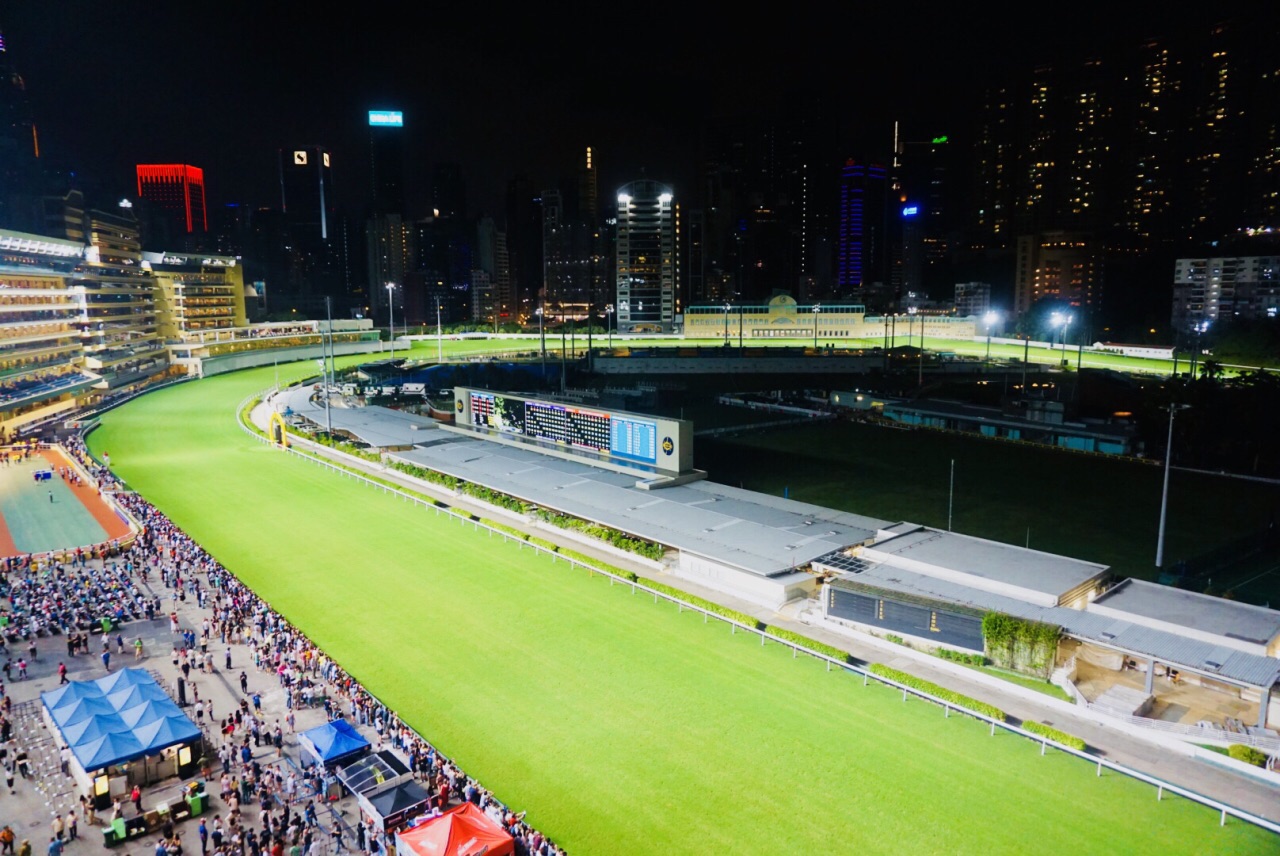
[367,109,405,217]
[838,159,888,296]
[135,164,208,240]
[615,180,677,333]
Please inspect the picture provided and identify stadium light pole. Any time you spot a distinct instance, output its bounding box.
[537,305,545,375]
[723,302,731,344]
[983,310,1000,366]
[385,282,395,362]
[606,304,614,348]
[812,303,821,350]
[436,302,443,364]
[1155,403,1191,569]
[324,296,333,438]
[907,305,917,349]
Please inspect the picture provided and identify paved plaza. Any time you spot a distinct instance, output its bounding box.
[0,559,366,855]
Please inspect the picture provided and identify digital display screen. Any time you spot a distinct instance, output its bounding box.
[368,110,404,127]
[610,417,658,463]
[467,390,663,466]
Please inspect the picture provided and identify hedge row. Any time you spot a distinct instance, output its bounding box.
[936,649,987,666]
[386,460,665,561]
[389,460,459,490]
[868,664,1006,722]
[1228,744,1269,767]
[764,626,850,663]
[478,519,527,540]
[1022,721,1087,751]
[526,536,560,553]
[642,580,761,629]
[536,510,666,560]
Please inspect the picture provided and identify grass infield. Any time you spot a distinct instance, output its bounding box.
[87,359,1277,854]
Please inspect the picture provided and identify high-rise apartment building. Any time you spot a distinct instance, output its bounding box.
[615,180,677,333]
[970,14,1279,256]
[472,216,512,328]
[1014,232,1101,315]
[1172,256,1280,329]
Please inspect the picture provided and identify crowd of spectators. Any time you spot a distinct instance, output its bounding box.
[109,491,566,856]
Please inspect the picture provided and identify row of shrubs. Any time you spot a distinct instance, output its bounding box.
[1228,744,1271,768]
[935,648,988,666]
[388,460,666,561]
[1022,721,1087,751]
[535,509,666,560]
[868,664,1006,722]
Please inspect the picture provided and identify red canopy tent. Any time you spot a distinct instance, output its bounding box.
[395,803,515,856]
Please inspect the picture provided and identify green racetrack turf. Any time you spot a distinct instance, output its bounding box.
[87,362,1279,855]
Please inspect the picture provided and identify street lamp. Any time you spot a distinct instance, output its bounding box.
[983,310,1000,364]
[385,282,396,362]
[1155,403,1191,568]
[536,306,545,374]
[812,303,821,350]
[436,303,443,364]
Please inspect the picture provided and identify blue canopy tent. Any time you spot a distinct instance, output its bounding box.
[40,668,202,777]
[297,718,371,768]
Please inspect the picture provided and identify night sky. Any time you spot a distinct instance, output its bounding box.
[1,5,1246,219]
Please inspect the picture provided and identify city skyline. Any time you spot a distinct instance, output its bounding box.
[2,5,1252,219]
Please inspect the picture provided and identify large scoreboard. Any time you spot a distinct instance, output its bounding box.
[455,388,692,474]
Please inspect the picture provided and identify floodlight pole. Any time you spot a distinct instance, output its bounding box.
[324,296,333,438]
[1155,403,1190,568]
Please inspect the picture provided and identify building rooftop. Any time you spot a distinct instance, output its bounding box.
[394,434,888,576]
[861,526,1109,600]
[827,566,1280,689]
[1093,579,1280,647]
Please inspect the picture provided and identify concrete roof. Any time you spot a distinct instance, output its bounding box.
[276,387,439,449]
[826,563,1280,689]
[392,435,889,576]
[1093,579,1280,647]
[862,526,1109,599]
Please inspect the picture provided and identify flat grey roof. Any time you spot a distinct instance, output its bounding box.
[277,387,440,449]
[826,564,1280,688]
[390,432,888,577]
[1094,579,1280,646]
[864,527,1109,597]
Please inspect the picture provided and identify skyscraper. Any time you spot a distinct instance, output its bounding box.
[615,180,677,333]
[366,109,407,320]
[0,25,42,233]
[135,164,208,245]
[277,145,349,312]
[838,159,889,300]
[367,109,406,217]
